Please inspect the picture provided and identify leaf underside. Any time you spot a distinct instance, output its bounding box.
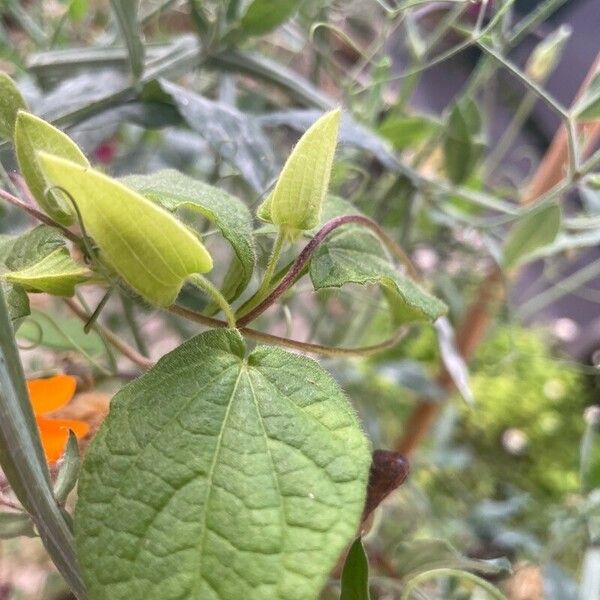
[75,329,371,600]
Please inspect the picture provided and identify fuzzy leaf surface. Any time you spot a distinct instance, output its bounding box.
[75,329,370,600]
[123,169,255,301]
[38,154,213,306]
[0,72,27,138]
[310,226,446,323]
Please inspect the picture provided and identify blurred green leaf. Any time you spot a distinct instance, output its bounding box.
[0,71,27,139]
[110,0,145,80]
[68,0,89,21]
[38,153,213,306]
[574,72,600,122]
[17,310,104,355]
[258,109,340,233]
[75,329,370,599]
[0,281,30,325]
[340,537,371,600]
[503,203,561,268]
[123,169,255,302]
[0,511,36,539]
[378,114,439,151]
[15,111,89,225]
[235,0,300,37]
[310,225,447,323]
[443,100,484,185]
[143,79,276,192]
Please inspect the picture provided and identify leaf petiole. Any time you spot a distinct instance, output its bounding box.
[188,273,236,328]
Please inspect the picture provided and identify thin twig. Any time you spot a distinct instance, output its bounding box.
[0,187,81,245]
[168,304,409,358]
[238,214,420,327]
[64,299,155,371]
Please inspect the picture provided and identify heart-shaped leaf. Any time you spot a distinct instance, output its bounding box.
[38,154,213,306]
[75,329,371,600]
[310,225,447,324]
[15,111,90,225]
[122,170,255,302]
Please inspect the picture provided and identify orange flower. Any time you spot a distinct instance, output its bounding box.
[27,375,90,464]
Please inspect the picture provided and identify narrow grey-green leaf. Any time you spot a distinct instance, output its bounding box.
[0,285,86,598]
[237,0,299,37]
[340,537,371,600]
[54,431,82,505]
[145,79,277,192]
[503,203,561,268]
[0,511,36,539]
[15,111,89,225]
[75,329,370,600]
[122,169,255,302]
[0,71,27,138]
[310,226,447,323]
[110,0,144,80]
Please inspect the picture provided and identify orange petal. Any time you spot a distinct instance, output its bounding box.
[28,375,77,415]
[36,416,90,464]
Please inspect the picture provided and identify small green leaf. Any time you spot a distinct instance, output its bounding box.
[54,431,82,505]
[0,511,36,539]
[237,0,299,37]
[310,226,447,324]
[110,0,144,80]
[15,111,89,225]
[258,109,341,234]
[75,329,371,600]
[122,169,255,302]
[340,537,371,600]
[378,114,439,151]
[503,203,561,268]
[5,247,91,296]
[1,225,90,297]
[575,71,600,122]
[38,153,213,306]
[443,100,484,185]
[0,72,27,139]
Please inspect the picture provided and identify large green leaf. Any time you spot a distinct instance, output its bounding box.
[310,226,447,324]
[258,109,340,234]
[75,329,370,600]
[340,537,371,600]
[122,169,255,302]
[503,202,561,268]
[38,154,213,306]
[0,72,27,138]
[15,111,90,225]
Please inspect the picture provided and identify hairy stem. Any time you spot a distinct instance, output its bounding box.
[188,273,236,328]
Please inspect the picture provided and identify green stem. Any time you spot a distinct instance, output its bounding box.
[120,294,149,357]
[401,568,507,600]
[188,273,236,329]
[237,229,286,319]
